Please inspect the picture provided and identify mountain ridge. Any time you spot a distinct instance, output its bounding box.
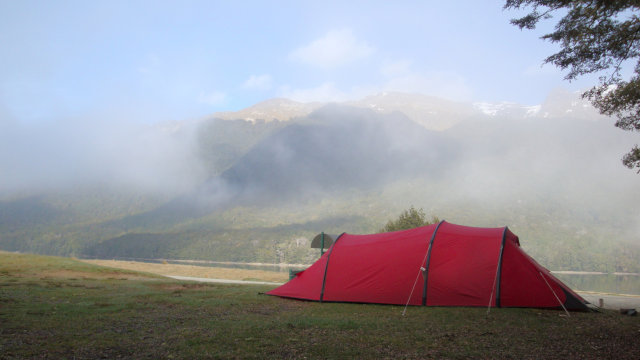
[209,91,605,131]
[0,91,638,272]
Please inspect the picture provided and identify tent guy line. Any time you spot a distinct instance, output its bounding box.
[540,271,571,317]
[403,219,444,316]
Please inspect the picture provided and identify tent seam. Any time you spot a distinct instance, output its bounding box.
[495,227,508,308]
[422,220,446,306]
[319,232,345,302]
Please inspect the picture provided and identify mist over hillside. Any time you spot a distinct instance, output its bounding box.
[0,117,205,196]
[218,105,453,202]
[0,92,638,271]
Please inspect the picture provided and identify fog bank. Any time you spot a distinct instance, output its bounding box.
[0,115,205,196]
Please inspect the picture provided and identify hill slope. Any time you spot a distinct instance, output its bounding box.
[0,93,638,271]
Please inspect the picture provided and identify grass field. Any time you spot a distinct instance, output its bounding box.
[1,251,639,359]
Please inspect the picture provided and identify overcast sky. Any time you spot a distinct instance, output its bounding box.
[0,0,609,125]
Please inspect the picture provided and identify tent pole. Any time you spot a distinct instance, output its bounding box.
[488,227,508,315]
[494,227,508,308]
[539,271,570,317]
[421,220,445,306]
[319,233,345,303]
[403,220,445,316]
[321,232,325,256]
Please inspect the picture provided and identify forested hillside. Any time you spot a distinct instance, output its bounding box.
[1,94,638,272]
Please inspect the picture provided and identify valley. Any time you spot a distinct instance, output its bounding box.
[1,92,638,273]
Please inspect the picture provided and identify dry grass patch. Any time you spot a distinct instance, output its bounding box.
[153,282,212,291]
[0,251,162,281]
[38,269,153,281]
[81,259,289,283]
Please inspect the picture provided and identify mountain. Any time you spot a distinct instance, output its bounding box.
[347,92,478,130]
[212,92,480,131]
[98,104,453,230]
[218,105,453,202]
[209,91,598,130]
[195,115,286,177]
[1,92,638,272]
[212,98,322,123]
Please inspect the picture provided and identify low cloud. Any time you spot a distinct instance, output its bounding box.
[277,82,377,103]
[279,82,349,103]
[242,74,273,91]
[289,29,374,69]
[197,91,227,106]
[380,60,473,101]
[380,59,414,78]
[0,117,205,195]
[279,59,474,104]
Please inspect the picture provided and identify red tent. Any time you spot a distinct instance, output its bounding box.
[267,221,589,310]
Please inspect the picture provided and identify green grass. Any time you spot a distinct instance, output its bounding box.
[1,252,639,359]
